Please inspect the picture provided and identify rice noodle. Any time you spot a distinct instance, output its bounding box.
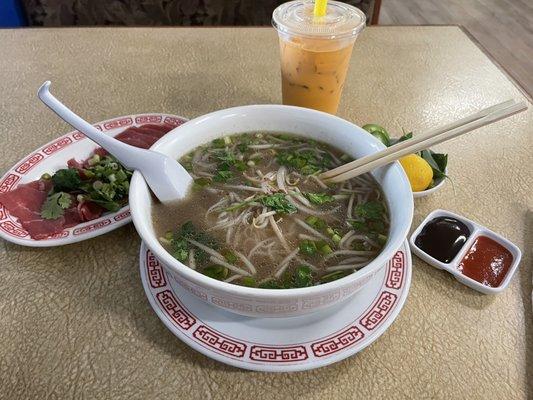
[294,218,330,241]
[226,226,234,244]
[187,238,226,260]
[235,250,257,274]
[247,238,274,259]
[333,194,350,200]
[248,144,280,149]
[347,194,355,219]
[326,263,368,272]
[364,235,382,248]
[224,274,243,283]
[188,248,196,270]
[295,257,319,271]
[291,198,341,216]
[309,174,328,189]
[343,235,368,249]
[209,256,251,276]
[269,215,290,251]
[324,249,376,260]
[289,190,312,207]
[223,184,264,192]
[339,256,370,264]
[285,171,301,186]
[275,249,300,278]
[339,230,355,249]
[277,166,287,193]
[298,233,320,241]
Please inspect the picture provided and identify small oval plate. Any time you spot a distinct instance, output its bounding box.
[0,113,188,247]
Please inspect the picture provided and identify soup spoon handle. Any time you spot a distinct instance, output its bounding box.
[37,81,192,203]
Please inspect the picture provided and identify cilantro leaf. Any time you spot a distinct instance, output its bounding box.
[41,192,72,220]
[276,150,333,175]
[354,201,385,220]
[293,266,313,288]
[260,193,297,214]
[304,192,335,205]
[213,170,233,183]
[52,169,81,192]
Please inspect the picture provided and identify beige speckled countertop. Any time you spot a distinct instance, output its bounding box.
[0,26,531,400]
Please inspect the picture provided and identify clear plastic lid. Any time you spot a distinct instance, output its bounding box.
[272,0,366,39]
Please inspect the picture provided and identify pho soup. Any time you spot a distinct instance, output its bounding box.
[153,133,389,289]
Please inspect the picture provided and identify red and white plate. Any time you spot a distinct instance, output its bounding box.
[140,240,412,372]
[0,113,188,247]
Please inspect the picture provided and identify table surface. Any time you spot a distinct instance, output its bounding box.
[0,26,531,400]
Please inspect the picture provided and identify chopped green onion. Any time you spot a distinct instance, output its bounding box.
[223,250,238,264]
[316,241,333,255]
[299,240,317,256]
[241,277,256,287]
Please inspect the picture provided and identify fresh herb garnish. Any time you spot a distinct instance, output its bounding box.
[293,266,313,287]
[202,264,229,280]
[260,193,297,214]
[419,150,448,181]
[276,150,333,175]
[354,201,385,220]
[363,123,448,187]
[51,169,81,192]
[299,240,317,256]
[213,170,233,183]
[167,221,219,264]
[305,215,327,230]
[40,192,72,219]
[304,192,335,205]
[241,276,256,287]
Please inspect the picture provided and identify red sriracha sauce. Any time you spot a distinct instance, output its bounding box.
[458,236,513,287]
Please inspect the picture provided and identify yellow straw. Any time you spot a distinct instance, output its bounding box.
[313,0,328,17]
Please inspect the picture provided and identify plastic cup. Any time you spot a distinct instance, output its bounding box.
[272,0,366,114]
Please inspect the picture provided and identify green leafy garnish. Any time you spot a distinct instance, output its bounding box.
[51,169,81,192]
[194,177,211,188]
[241,277,256,287]
[305,215,327,230]
[276,150,333,175]
[317,241,333,255]
[420,150,448,180]
[211,138,226,148]
[293,266,313,288]
[260,194,297,214]
[40,192,72,219]
[223,250,238,264]
[354,201,385,221]
[258,280,283,289]
[299,240,317,256]
[304,192,335,205]
[168,221,219,263]
[202,265,229,281]
[213,170,233,183]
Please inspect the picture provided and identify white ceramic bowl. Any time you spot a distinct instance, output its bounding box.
[129,105,414,317]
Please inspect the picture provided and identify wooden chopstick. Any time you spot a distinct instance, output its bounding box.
[321,100,527,183]
[320,99,518,180]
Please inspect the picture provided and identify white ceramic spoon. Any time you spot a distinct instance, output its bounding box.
[37,81,192,203]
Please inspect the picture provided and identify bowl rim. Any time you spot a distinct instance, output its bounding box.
[129,104,414,298]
